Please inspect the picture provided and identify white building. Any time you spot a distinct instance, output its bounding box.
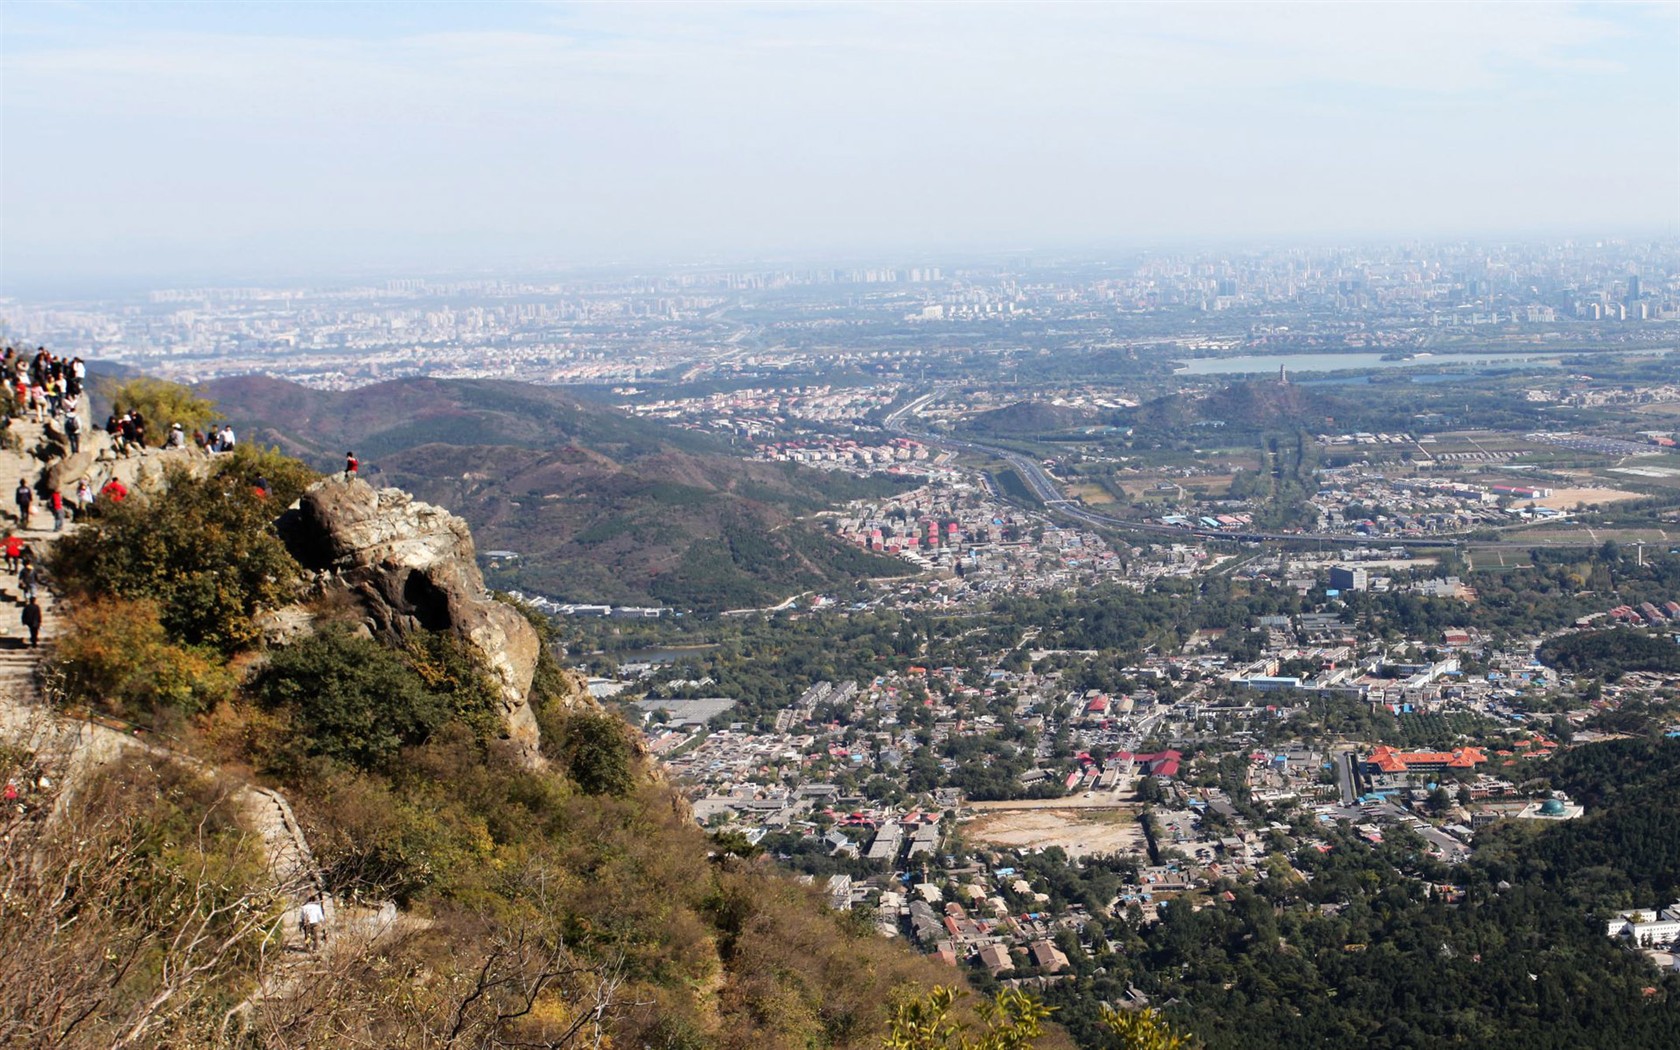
[1606,905,1680,946]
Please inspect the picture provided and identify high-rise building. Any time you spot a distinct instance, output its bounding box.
[1329,566,1369,592]
[1626,275,1642,304]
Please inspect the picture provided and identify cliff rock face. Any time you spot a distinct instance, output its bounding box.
[279,477,545,766]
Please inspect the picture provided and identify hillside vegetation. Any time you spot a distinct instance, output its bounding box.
[12,445,960,1050]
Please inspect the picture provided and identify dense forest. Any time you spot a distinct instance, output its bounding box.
[1014,737,1680,1050]
[1539,630,1680,677]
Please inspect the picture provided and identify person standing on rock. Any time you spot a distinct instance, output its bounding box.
[64,412,81,455]
[345,451,358,479]
[21,596,41,648]
[299,897,326,951]
[18,563,37,604]
[74,479,93,519]
[49,488,63,532]
[14,480,32,527]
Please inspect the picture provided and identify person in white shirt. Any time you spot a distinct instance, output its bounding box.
[299,897,326,950]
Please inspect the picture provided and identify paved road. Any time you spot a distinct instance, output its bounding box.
[886,391,1613,551]
[884,394,1462,547]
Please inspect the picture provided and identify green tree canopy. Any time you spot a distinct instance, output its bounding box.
[51,462,302,653]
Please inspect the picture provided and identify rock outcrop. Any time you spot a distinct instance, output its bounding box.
[279,478,546,766]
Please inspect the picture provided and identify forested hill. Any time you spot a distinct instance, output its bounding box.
[1123,380,1337,434]
[201,375,914,610]
[199,375,714,464]
[957,399,1096,437]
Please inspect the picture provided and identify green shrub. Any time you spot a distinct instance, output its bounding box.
[215,442,321,506]
[555,711,638,797]
[50,463,301,653]
[99,376,217,445]
[254,628,451,773]
[404,630,506,743]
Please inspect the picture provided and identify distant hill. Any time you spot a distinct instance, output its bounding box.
[959,399,1095,436]
[202,376,914,610]
[1125,379,1340,433]
[199,375,702,462]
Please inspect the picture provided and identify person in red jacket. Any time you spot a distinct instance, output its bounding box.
[49,488,64,532]
[99,477,128,504]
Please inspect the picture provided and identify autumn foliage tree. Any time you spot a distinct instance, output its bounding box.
[99,377,218,445]
[47,596,236,726]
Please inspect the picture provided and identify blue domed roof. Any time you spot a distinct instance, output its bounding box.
[1540,798,1565,815]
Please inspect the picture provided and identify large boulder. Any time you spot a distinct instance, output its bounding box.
[42,448,97,493]
[279,477,546,765]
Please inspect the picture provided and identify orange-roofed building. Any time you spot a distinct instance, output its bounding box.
[1364,745,1488,775]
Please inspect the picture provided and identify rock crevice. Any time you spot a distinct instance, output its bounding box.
[279,477,545,766]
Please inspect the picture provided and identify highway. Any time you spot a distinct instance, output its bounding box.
[882,393,1468,549]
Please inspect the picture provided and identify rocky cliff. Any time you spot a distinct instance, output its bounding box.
[278,477,548,766]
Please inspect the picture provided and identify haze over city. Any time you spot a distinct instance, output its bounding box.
[2,1,1677,288]
[8,5,1680,1047]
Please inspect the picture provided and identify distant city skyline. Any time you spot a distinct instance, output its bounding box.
[2,1,1677,289]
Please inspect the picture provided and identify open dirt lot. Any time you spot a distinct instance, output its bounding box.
[1530,486,1646,510]
[964,804,1147,860]
[1069,483,1118,506]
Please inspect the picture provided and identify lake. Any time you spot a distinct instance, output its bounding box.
[1174,351,1569,376]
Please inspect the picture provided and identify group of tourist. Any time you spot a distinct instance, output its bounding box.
[103,411,241,459]
[5,343,339,949]
[2,345,147,652]
[1,346,87,426]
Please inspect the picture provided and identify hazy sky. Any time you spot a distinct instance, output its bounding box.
[2,1,1677,287]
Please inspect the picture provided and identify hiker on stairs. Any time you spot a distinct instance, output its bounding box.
[300,897,327,951]
[21,596,41,648]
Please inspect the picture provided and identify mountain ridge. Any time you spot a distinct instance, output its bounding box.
[201,375,914,609]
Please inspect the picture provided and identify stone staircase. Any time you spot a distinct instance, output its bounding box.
[0,416,81,702]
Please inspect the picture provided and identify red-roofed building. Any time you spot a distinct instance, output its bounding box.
[1110,749,1182,778]
[1363,745,1487,775]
